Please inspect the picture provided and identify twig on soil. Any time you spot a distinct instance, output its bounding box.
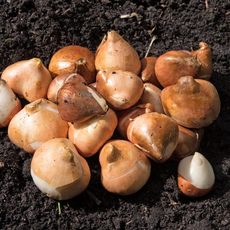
[120,12,142,20]
[145,27,157,58]
[57,201,62,215]
[205,0,209,9]
[86,190,102,206]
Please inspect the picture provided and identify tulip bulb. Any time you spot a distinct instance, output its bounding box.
[48,45,96,83]
[31,138,90,200]
[178,152,215,197]
[8,99,68,153]
[96,70,143,110]
[1,58,52,102]
[99,140,151,195]
[192,42,213,80]
[95,31,141,74]
[174,127,203,159]
[141,57,161,87]
[68,109,118,157]
[155,50,200,87]
[117,103,154,138]
[58,76,108,123]
[161,76,221,128]
[127,112,179,162]
[139,83,164,114]
[47,73,84,103]
[0,79,21,127]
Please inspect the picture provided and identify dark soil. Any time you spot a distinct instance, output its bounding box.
[0,0,230,229]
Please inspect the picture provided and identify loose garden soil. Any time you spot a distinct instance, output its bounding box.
[0,0,229,229]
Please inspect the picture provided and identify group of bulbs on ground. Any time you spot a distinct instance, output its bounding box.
[0,31,219,200]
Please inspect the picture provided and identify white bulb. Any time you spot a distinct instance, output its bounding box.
[178,152,215,189]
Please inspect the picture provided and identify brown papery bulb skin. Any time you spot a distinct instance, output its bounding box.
[127,112,179,162]
[96,70,143,110]
[68,109,118,157]
[58,76,108,123]
[0,79,21,127]
[95,31,141,75]
[141,57,161,87]
[117,103,154,139]
[139,83,164,114]
[48,45,96,84]
[192,42,213,80]
[31,138,90,200]
[178,174,212,197]
[155,50,200,87]
[1,58,52,102]
[99,140,151,195]
[8,99,68,153]
[161,76,221,128]
[47,73,85,103]
[173,126,202,159]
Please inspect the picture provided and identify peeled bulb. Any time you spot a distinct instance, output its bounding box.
[0,79,21,127]
[178,152,215,197]
[95,31,141,74]
[8,99,68,153]
[68,109,118,157]
[1,58,52,102]
[96,70,143,110]
[31,138,90,200]
[99,140,151,195]
[48,45,96,83]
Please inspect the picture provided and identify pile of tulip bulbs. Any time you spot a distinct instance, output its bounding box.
[0,31,219,200]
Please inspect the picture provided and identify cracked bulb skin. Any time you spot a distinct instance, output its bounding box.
[177,152,215,197]
[99,140,151,195]
[31,138,90,200]
[1,58,52,102]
